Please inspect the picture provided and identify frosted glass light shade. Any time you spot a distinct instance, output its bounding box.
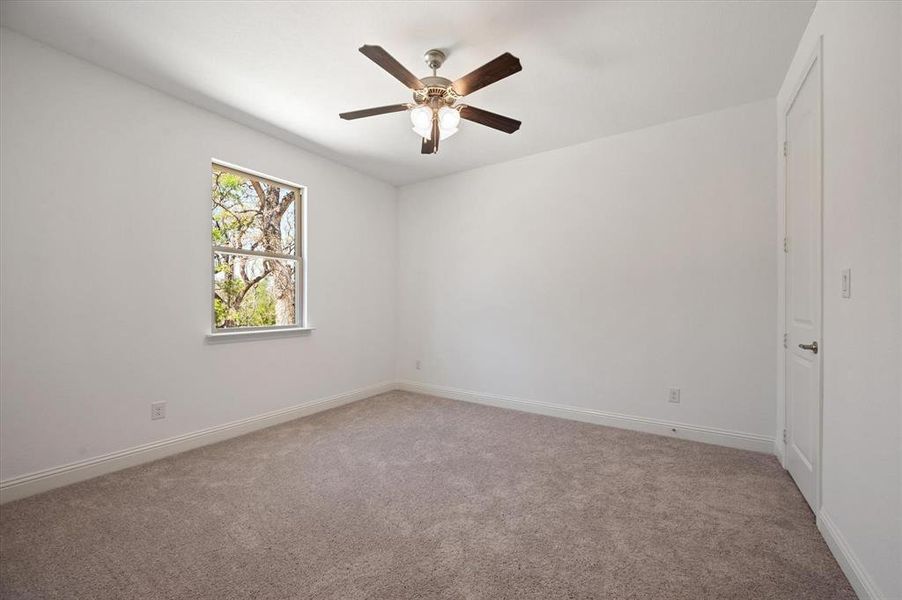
[410,105,432,128]
[411,105,461,141]
[438,106,460,130]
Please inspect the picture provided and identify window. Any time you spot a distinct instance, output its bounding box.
[211,161,305,333]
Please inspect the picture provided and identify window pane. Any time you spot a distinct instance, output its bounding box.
[212,167,297,255]
[213,253,296,329]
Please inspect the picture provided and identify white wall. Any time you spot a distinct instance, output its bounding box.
[776,3,901,599]
[397,100,777,443]
[0,29,397,482]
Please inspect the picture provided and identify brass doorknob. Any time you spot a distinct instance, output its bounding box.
[798,341,819,354]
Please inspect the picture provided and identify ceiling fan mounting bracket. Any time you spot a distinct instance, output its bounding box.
[423,49,447,72]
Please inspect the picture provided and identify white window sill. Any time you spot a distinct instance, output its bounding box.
[205,327,315,343]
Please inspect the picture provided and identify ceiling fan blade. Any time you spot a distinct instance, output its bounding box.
[459,105,521,134]
[339,104,409,120]
[451,52,522,96]
[421,135,435,154]
[359,45,426,91]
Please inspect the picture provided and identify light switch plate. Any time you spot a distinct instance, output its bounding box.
[841,268,851,298]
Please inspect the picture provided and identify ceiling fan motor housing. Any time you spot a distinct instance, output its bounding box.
[414,76,459,107]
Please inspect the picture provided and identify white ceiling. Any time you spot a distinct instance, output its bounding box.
[0,1,814,186]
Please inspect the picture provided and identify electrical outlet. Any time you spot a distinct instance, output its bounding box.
[415,360,421,370]
[151,401,166,420]
[667,388,681,404]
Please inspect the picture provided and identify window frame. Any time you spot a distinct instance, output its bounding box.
[209,159,308,336]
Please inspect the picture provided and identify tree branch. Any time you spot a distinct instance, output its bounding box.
[234,260,271,307]
[251,180,266,205]
[277,190,295,219]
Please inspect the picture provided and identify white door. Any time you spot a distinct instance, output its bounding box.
[784,48,822,512]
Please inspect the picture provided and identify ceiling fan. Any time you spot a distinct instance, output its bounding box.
[339,46,522,155]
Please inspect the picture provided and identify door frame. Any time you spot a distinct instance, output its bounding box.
[777,36,824,512]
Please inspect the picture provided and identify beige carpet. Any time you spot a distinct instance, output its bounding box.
[1,391,854,599]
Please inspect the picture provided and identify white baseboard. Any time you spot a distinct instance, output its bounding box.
[774,438,786,466]
[818,509,884,600]
[0,381,396,504]
[398,380,774,454]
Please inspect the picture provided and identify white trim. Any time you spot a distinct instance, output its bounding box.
[398,380,774,454]
[818,509,885,600]
[213,245,300,262]
[211,158,304,190]
[205,326,315,341]
[773,438,785,465]
[299,176,309,328]
[210,159,308,333]
[0,380,395,504]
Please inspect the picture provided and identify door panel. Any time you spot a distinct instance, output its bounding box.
[789,353,815,468]
[785,49,822,512]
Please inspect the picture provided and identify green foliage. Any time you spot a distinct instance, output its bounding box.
[213,297,228,327]
[213,254,279,328]
[250,279,276,325]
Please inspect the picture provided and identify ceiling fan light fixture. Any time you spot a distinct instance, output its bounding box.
[436,105,460,141]
[438,106,460,130]
[439,127,458,141]
[410,105,432,133]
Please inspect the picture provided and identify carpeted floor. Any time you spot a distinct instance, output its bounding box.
[1,391,854,599]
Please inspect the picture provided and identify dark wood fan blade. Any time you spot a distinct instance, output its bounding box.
[359,45,425,90]
[421,135,435,154]
[339,104,409,120]
[451,52,522,96]
[459,105,521,134]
